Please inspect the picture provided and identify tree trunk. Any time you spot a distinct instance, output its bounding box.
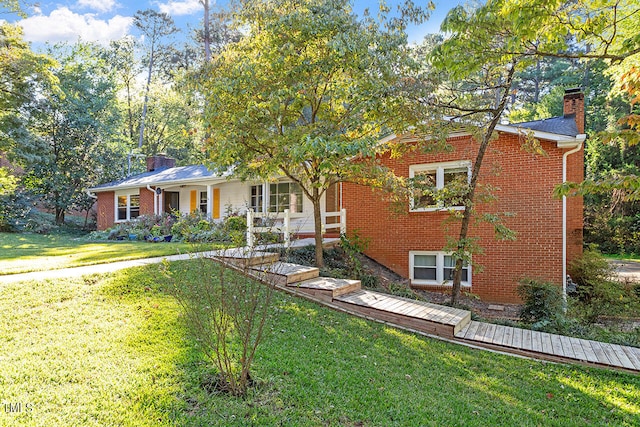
[451,63,517,305]
[202,0,211,62]
[55,208,65,225]
[312,187,324,268]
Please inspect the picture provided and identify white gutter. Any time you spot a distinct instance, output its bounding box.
[562,135,585,307]
[146,185,158,215]
[86,190,98,199]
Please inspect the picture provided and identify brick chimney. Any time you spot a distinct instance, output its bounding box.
[563,88,585,134]
[146,154,176,172]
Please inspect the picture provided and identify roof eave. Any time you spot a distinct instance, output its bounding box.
[88,175,232,193]
[495,124,586,148]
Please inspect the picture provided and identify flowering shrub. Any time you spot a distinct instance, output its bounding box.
[102,211,246,244]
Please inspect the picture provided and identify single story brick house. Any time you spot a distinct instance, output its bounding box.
[88,155,342,237]
[89,90,585,303]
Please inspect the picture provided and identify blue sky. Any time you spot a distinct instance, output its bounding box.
[2,0,464,47]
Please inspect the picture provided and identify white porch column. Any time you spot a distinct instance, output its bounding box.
[207,184,213,220]
[246,209,255,247]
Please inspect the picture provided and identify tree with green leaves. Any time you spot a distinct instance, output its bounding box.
[201,0,425,267]
[0,0,23,16]
[423,0,640,305]
[1,23,56,157]
[133,9,179,150]
[19,42,125,224]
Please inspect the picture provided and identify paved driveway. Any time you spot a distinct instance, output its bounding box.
[610,259,640,282]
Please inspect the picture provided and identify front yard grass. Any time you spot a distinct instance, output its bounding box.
[1,261,639,426]
[0,232,210,275]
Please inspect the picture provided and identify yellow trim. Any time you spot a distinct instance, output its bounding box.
[213,188,220,219]
[190,190,197,212]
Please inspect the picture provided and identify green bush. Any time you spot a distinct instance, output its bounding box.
[517,278,564,324]
[568,248,639,323]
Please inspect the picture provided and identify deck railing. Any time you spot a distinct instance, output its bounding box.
[246,208,346,248]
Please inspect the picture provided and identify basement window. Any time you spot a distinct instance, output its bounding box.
[410,251,470,286]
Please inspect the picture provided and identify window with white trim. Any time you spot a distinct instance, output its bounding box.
[409,161,471,211]
[116,193,140,221]
[199,191,208,213]
[269,182,303,213]
[250,185,264,213]
[410,251,471,286]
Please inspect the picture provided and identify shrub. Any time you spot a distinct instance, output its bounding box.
[165,251,276,396]
[517,278,563,324]
[0,191,33,232]
[568,247,637,323]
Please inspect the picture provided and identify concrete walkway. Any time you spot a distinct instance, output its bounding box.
[0,253,197,284]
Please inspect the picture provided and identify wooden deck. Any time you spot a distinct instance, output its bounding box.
[250,261,319,285]
[210,249,640,373]
[335,290,471,337]
[455,321,640,371]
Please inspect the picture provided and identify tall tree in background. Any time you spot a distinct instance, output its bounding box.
[1,23,56,158]
[134,9,179,150]
[103,37,138,146]
[200,0,212,62]
[19,43,124,224]
[202,0,426,267]
[424,0,640,305]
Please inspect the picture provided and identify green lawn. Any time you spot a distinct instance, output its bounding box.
[0,233,208,275]
[1,261,638,426]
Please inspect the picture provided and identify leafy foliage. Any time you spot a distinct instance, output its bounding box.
[568,248,639,323]
[165,254,275,396]
[201,0,424,266]
[16,42,126,225]
[0,23,56,156]
[517,278,564,324]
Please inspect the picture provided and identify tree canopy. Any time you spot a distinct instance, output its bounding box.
[201,0,426,266]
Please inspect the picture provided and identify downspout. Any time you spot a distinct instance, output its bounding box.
[562,138,585,307]
[86,190,98,200]
[147,185,157,216]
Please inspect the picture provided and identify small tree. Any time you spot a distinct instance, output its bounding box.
[166,248,277,396]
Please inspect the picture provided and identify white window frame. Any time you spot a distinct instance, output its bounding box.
[268,181,303,214]
[409,160,471,212]
[199,191,208,214]
[409,251,471,287]
[115,192,140,222]
[249,184,265,213]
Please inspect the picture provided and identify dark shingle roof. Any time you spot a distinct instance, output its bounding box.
[90,165,227,191]
[510,114,580,137]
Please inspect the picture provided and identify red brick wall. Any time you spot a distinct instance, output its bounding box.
[566,145,584,266]
[139,187,155,216]
[96,191,114,231]
[343,133,584,303]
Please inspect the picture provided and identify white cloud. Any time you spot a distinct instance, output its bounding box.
[77,0,118,14]
[158,0,202,16]
[19,7,133,45]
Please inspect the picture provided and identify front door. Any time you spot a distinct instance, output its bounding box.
[164,191,180,213]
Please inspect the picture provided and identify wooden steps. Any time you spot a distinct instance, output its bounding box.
[288,277,361,302]
[208,248,280,267]
[455,321,640,372]
[334,290,471,338]
[250,261,320,286]
[209,247,640,373]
